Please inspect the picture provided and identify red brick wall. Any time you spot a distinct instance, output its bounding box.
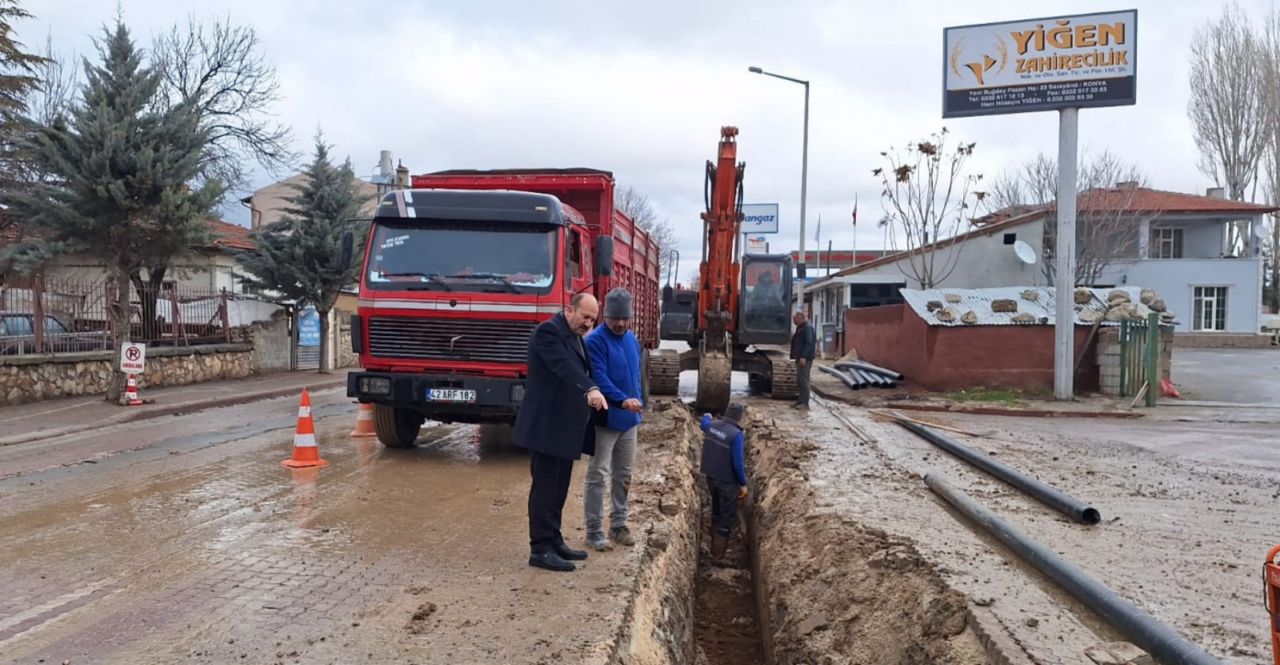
[843,305,1100,392]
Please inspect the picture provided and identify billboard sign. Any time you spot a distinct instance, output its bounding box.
[740,203,780,234]
[943,10,1137,118]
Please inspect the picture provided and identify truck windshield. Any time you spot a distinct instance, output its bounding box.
[367,221,558,294]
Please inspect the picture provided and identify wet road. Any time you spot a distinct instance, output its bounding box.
[0,392,660,664]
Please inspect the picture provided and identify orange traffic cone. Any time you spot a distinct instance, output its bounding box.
[124,374,144,406]
[350,402,376,437]
[283,389,328,468]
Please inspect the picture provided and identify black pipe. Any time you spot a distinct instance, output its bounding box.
[924,474,1222,665]
[859,369,890,387]
[836,361,904,382]
[899,421,1100,525]
[851,368,882,387]
[819,365,862,390]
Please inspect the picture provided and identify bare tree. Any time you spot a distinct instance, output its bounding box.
[873,128,983,289]
[1189,3,1270,254]
[987,150,1147,286]
[1262,8,1280,313]
[616,185,677,282]
[153,16,295,192]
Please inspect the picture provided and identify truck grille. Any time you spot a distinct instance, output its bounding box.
[367,317,536,364]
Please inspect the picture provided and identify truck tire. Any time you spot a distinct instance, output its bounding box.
[373,404,422,448]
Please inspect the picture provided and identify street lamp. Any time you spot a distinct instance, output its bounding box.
[749,66,810,294]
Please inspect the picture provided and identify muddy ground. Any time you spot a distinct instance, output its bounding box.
[0,398,701,665]
[794,377,1278,664]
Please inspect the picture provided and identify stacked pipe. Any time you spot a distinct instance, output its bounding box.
[818,360,903,390]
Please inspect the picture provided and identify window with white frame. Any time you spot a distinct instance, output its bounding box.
[1148,226,1183,259]
[1192,286,1228,332]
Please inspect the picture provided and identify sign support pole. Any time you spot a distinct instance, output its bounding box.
[1054,107,1079,400]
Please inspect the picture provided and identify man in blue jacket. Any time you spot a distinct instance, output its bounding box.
[700,403,748,563]
[514,293,609,572]
[583,288,644,551]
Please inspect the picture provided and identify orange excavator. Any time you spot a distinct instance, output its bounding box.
[653,127,797,411]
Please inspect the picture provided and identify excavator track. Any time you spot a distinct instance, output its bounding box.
[648,349,681,396]
[696,352,732,413]
[764,350,798,401]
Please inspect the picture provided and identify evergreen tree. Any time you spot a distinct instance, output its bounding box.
[2,22,217,402]
[238,137,370,373]
[0,0,49,196]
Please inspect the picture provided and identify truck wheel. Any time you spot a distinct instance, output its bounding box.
[373,404,422,448]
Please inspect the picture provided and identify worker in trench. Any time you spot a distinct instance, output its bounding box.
[514,293,609,572]
[790,311,817,410]
[583,288,644,552]
[700,403,748,563]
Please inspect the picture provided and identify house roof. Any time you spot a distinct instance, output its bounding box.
[811,185,1279,289]
[205,219,255,251]
[1072,187,1279,215]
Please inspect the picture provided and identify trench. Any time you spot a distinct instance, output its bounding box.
[691,470,768,664]
[667,399,995,665]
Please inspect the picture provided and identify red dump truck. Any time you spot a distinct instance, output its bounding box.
[346,169,672,447]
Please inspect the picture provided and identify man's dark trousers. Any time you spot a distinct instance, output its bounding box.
[529,451,576,553]
[707,476,739,537]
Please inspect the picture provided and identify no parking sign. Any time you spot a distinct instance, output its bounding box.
[120,342,147,374]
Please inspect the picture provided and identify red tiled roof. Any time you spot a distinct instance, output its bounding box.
[1074,187,1279,214]
[206,219,255,251]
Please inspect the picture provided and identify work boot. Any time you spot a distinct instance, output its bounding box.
[553,542,589,561]
[528,550,575,572]
[710,534,729,562]
[610,526,636,547]
[587,532,613,552]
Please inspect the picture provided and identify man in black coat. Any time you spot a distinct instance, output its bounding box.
[790,310,816,410]
[514,293,609,572]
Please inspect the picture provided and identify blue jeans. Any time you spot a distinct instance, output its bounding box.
[584,426,637,536]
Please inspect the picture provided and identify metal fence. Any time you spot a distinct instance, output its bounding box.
[0,276,237,356]
[1118,313,1161,406]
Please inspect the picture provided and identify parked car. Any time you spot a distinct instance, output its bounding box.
[0,312,109,355]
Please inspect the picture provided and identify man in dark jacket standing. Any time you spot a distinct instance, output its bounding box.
[514,293,608,572]
[790,311,816,410]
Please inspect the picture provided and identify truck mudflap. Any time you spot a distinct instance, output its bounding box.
[347,371,525,424]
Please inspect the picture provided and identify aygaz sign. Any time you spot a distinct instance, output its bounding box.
[943,10,1137,118]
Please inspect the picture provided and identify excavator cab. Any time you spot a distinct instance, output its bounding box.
[737,253,793,346]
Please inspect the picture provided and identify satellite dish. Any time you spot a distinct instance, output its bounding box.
[1013,240,1037,265]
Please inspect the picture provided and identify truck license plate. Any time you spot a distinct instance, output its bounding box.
[427,388,476,403]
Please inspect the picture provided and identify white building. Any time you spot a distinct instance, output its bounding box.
[805,185,1275,343]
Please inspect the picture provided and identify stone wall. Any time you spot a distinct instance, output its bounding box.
[247,316,292,372]
[0,344,255,405]
[1097,328,1173,397]
[336,312,359,369]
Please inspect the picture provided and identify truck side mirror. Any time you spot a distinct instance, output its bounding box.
[594,236,614,277]
[340,230,354,269]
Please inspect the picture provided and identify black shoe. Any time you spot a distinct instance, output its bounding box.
[528,550,576,572]
[553,542,589,561]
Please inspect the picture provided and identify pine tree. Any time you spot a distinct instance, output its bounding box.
[238,137,370,373]
[0,0,50,195]
[2,22,217,402]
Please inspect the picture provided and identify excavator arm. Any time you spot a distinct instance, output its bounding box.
[698,126,745,353]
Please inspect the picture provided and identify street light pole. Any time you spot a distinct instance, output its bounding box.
[749,66,810,303]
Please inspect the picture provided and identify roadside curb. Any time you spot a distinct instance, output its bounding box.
[0,377,348,447]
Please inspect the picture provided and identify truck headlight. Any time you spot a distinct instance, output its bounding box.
[511,384,525,403]
[359,377,391,395]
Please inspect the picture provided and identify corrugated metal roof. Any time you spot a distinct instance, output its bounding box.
[900,286,1175,327]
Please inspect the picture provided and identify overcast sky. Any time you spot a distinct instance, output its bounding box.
[21,0,1263,285]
